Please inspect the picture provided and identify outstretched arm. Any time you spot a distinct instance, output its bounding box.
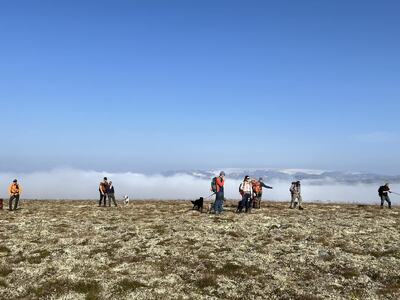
[261,182,273,189]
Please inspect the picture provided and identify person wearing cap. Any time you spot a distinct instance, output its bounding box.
[214,171,225,214]
[8,179,22,211]
[107,181,118,207]
[252,177,273,209]
[378,183,392,209]
[99,177,109,207]
[289,181,303,210]
[238,175,253,213]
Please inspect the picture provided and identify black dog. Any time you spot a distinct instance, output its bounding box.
[191,197,204,212]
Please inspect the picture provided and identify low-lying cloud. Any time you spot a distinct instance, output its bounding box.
[0,168,398,204]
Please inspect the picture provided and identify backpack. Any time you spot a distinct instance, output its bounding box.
[378,186,385,196]
[252,181,261,194]
[239,182,244,196]
[211,177,218,193]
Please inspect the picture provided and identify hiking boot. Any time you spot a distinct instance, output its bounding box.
[299,206,304,210]
[289,206,294,209]
[380,206,384,209]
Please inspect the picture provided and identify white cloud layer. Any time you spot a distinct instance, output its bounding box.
[0,168,399,204]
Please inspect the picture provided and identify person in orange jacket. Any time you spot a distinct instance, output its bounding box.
[9,179,22,211]
[252,177,273,209]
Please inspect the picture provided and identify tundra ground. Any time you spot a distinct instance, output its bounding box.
[1,200,400,300]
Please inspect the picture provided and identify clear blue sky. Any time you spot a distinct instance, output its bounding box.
[1,0,399,174]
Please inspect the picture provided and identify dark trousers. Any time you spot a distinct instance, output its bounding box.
[99,193,107,206]
[107,193,117,207]
[381,195,391,208]
[9,194,20,211]
[238,193,252,213]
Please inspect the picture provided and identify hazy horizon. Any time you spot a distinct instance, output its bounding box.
[1,167,398,204]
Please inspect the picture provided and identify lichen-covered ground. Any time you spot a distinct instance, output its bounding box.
[1,200,400,300]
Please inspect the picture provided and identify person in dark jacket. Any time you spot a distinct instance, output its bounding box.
[378,183,391,209]
[107,181,118,207]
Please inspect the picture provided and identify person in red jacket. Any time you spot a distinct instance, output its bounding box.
[214,171,225,214]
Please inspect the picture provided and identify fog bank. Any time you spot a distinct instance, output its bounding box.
[0,169,398,204]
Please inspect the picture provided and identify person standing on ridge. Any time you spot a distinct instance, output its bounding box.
[238,176,253,213]
[9,179,22,211]
[378,183,392,209]
[214,171,225,215]
[107,181,118,207]
[290,181,304,210]
[252,177,273,209]
[99,177,108,207]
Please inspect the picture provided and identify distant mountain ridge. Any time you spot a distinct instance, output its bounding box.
[162,168,400,185]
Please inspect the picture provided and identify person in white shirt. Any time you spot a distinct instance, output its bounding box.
[238,175,253,213]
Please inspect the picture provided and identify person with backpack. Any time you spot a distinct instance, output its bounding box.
[107,181,118,207]
[99,177,108,207]
[252,177,273,209]
[211,171,225,214]
[8,179,22,211]
[238,176,253,213]
[290,181,304,210]
[378,183,392,209]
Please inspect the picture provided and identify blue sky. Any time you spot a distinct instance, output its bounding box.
[1,0,399,174]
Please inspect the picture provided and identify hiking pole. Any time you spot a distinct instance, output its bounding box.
[391,191,400,196]
[206,193,216,199]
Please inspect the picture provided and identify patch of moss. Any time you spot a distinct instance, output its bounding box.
[117,278,147,293]
[0,265,13,277]
[195,274,217,289]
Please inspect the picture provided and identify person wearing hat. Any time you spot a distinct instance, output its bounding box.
[214,171,225,214]
[238,175,253,213]
[99,177,109,207]
[252,177,273,209]
[8,179,22,211]
[289,181,303,210]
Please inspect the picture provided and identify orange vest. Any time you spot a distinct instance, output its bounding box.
[9,183,22,195]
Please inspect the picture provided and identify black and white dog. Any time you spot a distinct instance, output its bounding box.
[123,195,130,206]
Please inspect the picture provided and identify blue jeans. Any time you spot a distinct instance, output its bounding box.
[215,192,224,214]
[381,195,391,207]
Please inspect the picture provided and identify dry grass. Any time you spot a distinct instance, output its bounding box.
[0,200,400,299]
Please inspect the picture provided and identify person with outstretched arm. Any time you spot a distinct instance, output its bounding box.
[378,183,392,209]
[252,177,273,209]
[214,171,225,215]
